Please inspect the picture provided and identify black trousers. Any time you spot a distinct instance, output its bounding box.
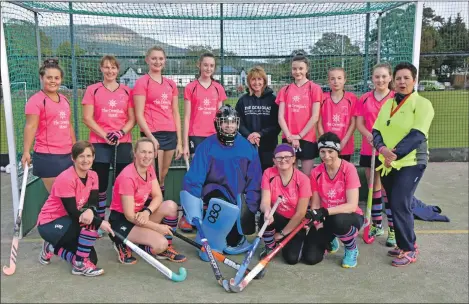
[260,212,363,265]
[92,162,128,193]
[381,164,425,251]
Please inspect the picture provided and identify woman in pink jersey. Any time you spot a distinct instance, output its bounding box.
[258,143,311,264]
[183,52,227,159]
[277,54,323,177]
[21,59,76,193]
[355,63,396,247]
[318,67,358,161]
[108,138,186,263]
[179,53,227,232]
[82,55,136,242]
[37,141,114,277]
[305,132,363,268]
[133,46,183,197]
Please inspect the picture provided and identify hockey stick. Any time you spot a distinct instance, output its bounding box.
[172,230,265,280]
[113,230,187,282]
[229,217,312,292]
[191,218,231,292]
[113,144,118,184]
[3,164,29,276]
[231,196,283,286]
[363,147,376,244]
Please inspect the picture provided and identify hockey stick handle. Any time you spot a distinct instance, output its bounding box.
[191,218,224,283]
[185,158,190,172]
[3,164,29,276]
[232,218,312,292]
[257,196,283,237]
[363,147,377,244]
[113,230,187,282]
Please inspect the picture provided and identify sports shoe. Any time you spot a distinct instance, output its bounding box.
[392,250,417,267]
[388,243,419,257]
[329,237,340,254]
[72,259,104,277]
[113,242,137,265]
[178,216,193,233]
[39,241,54,265]
[156,246,187,263]
[259,245,276,259]
[369,225,385,237]
[385,228,396,247]
[342,247,359,268]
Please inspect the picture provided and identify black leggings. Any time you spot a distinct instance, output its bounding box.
[259,212,363,265]
[302,213,364,265]
[92,162,128,193]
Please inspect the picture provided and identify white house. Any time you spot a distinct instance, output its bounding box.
[120,67,271,88]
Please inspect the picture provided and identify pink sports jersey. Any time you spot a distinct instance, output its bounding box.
[82,82,133,144]
[37,167,99,225]
[261,167,312,219]
[320,91,358,155]
[132,74,179,132]
[184,80,227,137]
[275,81,323,142]
[109,163,156,214]
[24,91,73,154]
[310,161,362,215]
[355,90,395,155]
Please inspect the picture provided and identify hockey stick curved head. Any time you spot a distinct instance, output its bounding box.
[171,267,188,282]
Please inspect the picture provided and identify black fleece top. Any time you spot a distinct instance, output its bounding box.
[235,87,281,153]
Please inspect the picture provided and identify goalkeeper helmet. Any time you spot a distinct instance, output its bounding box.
[214,105,239,146]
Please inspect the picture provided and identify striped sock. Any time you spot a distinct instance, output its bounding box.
[335,226,359,250]
[76,228,98,262]
[97,192,107,221]
[371,190,383,228]
[162,216,178,246]
[139,245,156,255]
[262,229,276,249]
[56,247,75,263]
[382,189,394,232]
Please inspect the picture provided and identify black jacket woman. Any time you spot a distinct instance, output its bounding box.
[235,66,281,172]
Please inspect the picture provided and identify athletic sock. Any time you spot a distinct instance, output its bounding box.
[139,245,156,255]
[335,226,358,250]
[262,229,276,249]
[382,189,394,232]
[75,228,98,262]
[97,192,107,221]
[371,190,383,228]
[55,247,75,264]
[162,216,178,246]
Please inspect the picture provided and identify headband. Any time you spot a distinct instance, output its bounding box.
[318,141,341,152]
[274,144,295,156]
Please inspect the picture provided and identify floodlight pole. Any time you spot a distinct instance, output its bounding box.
[219,3,224,85]
[377,12,382,63]
[363,3,371,92]
[1,17,21,228]
[412,1,424,88]
[35,12,42,69]
[69,2,79,137]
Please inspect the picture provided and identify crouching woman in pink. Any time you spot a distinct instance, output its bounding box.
[37,141,114,277]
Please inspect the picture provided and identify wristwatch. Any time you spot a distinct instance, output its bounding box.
[142,207,153,215]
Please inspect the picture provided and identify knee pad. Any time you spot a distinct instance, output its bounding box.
[236,194,256,236]
[180,190,203,224]
[195,198,239,262]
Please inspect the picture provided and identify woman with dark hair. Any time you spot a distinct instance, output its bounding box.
[235,66,280,172]
[82,55,135,240]
[22,59,76,193]
[372,62,434,267]
[37,141,114,277]
[304,132,363,268]
[276,54,323,177]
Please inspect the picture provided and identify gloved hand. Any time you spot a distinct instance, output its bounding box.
[106,130,125,144]
[305,207,329,223]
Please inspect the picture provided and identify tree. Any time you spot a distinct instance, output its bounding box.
[310,33,362,83]
[419,6,444,79]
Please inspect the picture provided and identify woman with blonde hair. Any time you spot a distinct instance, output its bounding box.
[235,66,280,172]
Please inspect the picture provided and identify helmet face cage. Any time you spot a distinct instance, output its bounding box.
[215,115,240,146]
